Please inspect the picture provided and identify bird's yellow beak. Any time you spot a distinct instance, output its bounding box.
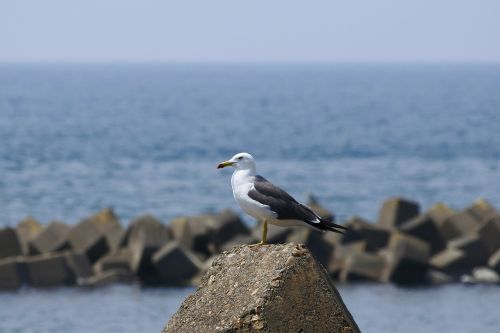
[217,161,235,169]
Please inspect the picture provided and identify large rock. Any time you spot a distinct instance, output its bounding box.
[286,228,334,266]
[67,219,109,263]
[152,241,203,285]
[377,197,419,229]
[87,208,124,251]
[0,257,25,290]
[25,253,73,287]
[399,214,446,254]
[0,227,23,259]
[163,244,360,333]
[29,221,71,255]
[342,216,390,252]
[16,217,43,255]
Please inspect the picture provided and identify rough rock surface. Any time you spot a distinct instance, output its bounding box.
[162,243,359,333]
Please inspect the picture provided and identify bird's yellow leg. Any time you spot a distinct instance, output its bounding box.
[261,220,268,244]
[249,220,268,247]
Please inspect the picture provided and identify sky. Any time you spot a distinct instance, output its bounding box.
[1,0,500,63]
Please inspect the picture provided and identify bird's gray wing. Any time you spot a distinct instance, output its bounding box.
[248,175,320,223]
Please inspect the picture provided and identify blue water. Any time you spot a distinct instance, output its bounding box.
[1,64,499,226]
[1,284,499,333]
[1,64,500,332]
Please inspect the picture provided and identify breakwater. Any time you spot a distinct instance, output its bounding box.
[1,197,499,290]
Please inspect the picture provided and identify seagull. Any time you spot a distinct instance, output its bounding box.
[217,152,346,245]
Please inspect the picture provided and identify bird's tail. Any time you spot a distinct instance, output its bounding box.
[305,217,348,234]
[319,218,348,234]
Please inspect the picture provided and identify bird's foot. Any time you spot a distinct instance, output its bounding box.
[248,241,267,248]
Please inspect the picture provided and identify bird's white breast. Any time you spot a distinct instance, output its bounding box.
[231,170,277,221]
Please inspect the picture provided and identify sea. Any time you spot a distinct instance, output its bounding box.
[0,63,499,332]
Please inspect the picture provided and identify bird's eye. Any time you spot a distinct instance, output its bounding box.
[237,156,243,160]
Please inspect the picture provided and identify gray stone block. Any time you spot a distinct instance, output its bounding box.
[170,210,249,256]
[0,257,25,290]
[126,214,170,283]
[68,219,109,263]
[93,248,132,274]
[377,197,420,229]
[381,232,431,284]
[380,250,429,284]
[64,252,93,280]
[152,241,203,285]
[29,221,70,255]
[469,267,499,284]
[342,216,390,252]
[87,208,124,252]
[0,227,23,259]
[386,232,431,263]
[127,235,152,282]
[430,248,473,277]
[328,241,366,278]
[440,212,481,240]
[16,217,43,255]
[25,253,73,287]
[80,269,137,287]
[399,214,446,254]
[448,234,491,267]
[126,214,170,248]
[464,198,498,225]
[488,249,500,274]
[426,203,455,227]
[478,215,500,254]
[169,217,195,249]
[209,209,250,250]
[427,270,453,285]
[339,252,387,283]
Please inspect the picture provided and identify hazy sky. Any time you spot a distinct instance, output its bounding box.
[1,0,500,62]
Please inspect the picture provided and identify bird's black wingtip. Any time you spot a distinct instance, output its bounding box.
[319,218,348,234]
[303,217,349,234]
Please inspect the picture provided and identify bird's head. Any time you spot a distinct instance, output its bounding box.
[217,152,256,170]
